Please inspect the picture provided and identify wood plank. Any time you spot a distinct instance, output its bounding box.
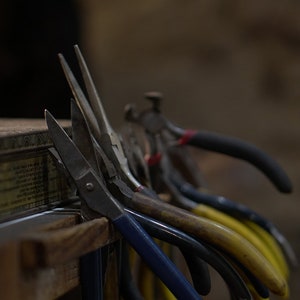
[20,259,80,300]
[0,210,120,299]
[0,241,20,300]
[21,217,120,268]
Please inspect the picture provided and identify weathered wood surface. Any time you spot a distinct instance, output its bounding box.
[0,211,119,300]
[0,119,69,138]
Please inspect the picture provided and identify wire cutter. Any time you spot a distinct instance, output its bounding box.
[51,99,251,300]
[144,133,290,278]
[68,97,247,299]
[124,92,297,267]
[68,96,255,299]
[45,109,202,300]
[126,91,293,194]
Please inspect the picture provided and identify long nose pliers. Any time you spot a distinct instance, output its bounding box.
[45,109,202,300]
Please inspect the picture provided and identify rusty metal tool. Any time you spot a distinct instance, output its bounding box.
[45,109,202,300]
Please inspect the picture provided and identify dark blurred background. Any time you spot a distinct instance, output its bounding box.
[0,0,79,118]
[0,0,299,299]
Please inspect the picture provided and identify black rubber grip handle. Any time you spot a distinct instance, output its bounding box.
[181,130,292,193]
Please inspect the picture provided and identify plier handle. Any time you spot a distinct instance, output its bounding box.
[127,107,297,268]
[45,110,201,300]
[126,91,292,194]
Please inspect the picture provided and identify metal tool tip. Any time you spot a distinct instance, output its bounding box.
[44,109,55,124]
[57,54,67,67]
[73,44,82,56]
[44,109,49,118]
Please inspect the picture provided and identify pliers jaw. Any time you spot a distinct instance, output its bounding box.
[100,132,141,189]
[119,127,152,189]
[59,46,143,191]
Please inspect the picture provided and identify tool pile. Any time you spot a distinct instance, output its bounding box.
[46,45,296,300]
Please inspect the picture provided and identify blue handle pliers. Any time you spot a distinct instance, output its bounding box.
[45,110,201,300]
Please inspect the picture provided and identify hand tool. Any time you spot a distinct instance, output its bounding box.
[244,221,290,280]
[123,103,207,189]
[126,91,292,194]
[45,109,202,300]
[70,101,256,297]
[119,240,143,300]
[58,93,257,299]
[125,97,296,269]
[67,110,280,298]
[54,45,289,298]
[119,119,152,186]
[123,191,288,297]
[170,169,297,268]
[70,95,212,298]
[138,146,281,299]
[71,98,106,300]
[141,121,295,273]
[58,47,139,191]
[128,208,251,300]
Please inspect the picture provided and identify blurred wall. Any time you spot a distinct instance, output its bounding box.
[80,1,300,137]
